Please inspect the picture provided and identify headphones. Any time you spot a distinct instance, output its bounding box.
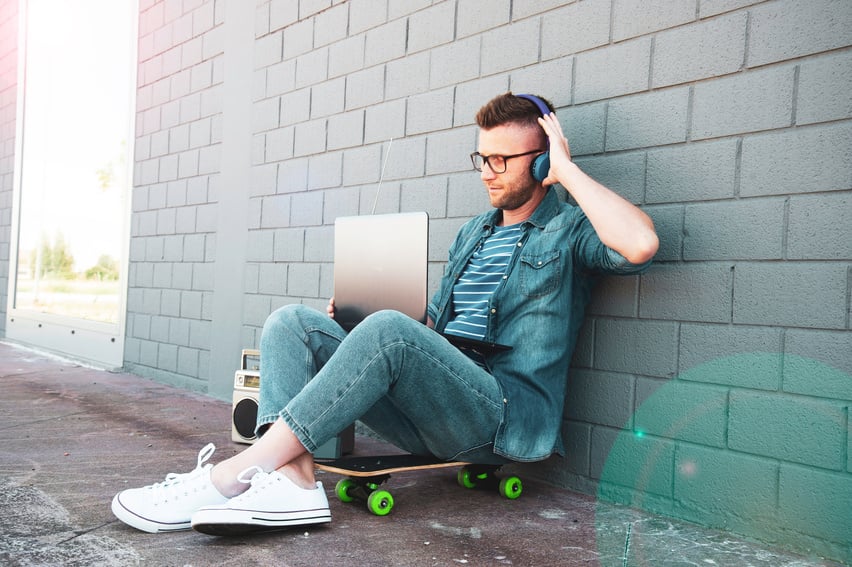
[516,94,551,182]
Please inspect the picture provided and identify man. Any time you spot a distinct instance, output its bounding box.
[111,92,658,535]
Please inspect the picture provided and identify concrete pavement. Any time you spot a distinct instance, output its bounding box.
[0,341,843,566]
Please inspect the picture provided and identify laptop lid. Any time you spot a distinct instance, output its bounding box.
[333,211,429,331]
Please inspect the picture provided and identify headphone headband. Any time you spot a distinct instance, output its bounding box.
[516,93,551,116]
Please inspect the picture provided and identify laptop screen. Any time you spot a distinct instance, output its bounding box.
[333,212,429,331]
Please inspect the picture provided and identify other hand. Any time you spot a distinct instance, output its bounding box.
[537,112,573,187]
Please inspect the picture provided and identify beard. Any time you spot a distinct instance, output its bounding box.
[487,176,540,211]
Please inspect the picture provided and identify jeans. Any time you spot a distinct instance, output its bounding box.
[256,305,510,465]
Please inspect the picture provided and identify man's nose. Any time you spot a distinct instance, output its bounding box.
[480,162,497,180]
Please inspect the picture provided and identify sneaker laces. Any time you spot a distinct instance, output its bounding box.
[227,465,275,502]
[149,443,216,504]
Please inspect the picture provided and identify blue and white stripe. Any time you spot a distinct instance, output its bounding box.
[444,225,523,341]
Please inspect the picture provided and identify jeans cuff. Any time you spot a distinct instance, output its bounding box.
[253,413,279,439]
[278,408,318,453]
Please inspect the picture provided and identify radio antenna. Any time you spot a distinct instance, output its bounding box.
[371,138,394,215]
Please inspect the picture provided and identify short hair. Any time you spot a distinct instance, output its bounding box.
[475,92,555,131]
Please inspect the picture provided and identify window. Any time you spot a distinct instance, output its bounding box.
[8,0,137,368]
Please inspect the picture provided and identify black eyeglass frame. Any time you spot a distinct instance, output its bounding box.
[470,149,545,174]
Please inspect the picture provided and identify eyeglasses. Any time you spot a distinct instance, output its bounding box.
[470,149,545,174]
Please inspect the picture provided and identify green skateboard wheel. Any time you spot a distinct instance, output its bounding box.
[367,489,394,516]
[499,476,522,499]
[457,467,478,489]
[335,478,357,503]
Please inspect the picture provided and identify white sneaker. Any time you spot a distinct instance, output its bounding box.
[111,443,229,533]
[191,466,332,536]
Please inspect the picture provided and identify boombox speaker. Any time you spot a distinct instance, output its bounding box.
[231,349,354,459]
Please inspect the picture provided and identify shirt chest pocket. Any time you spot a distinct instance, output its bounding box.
[519,250,561,297]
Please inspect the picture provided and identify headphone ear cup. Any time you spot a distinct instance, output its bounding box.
[530,152,550,182]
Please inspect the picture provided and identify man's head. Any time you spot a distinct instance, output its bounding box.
[473,93,555,222]
[475,92,555,149]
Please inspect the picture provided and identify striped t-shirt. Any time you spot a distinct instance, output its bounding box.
[444,224,523,342]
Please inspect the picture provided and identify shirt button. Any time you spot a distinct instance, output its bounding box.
[503,398,508,404]
[491,308,497,314]
[516,242,522,247]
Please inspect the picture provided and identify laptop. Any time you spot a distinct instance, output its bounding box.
[333,212,429,332]
[333,211,512,352]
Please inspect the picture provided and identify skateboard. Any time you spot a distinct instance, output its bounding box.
[315,454,522,516]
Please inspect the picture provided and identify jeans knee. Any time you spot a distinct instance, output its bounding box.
[363,309,414,327]
[353,309,422,341]
[261,304,322,341]
[263,304,296,332]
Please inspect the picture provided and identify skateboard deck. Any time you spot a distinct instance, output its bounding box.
[315,454,465,476]
[315,454,522,516]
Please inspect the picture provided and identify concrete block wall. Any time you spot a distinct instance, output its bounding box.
[0,0,16,337]
[544,1,851,561]
[238,1,851,561]
[122,0,225,391]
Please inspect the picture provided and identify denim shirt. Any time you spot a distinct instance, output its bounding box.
[427,188,651,462]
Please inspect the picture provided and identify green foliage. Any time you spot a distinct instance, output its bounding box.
[85,255,119,281]
[29,232,75,278]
